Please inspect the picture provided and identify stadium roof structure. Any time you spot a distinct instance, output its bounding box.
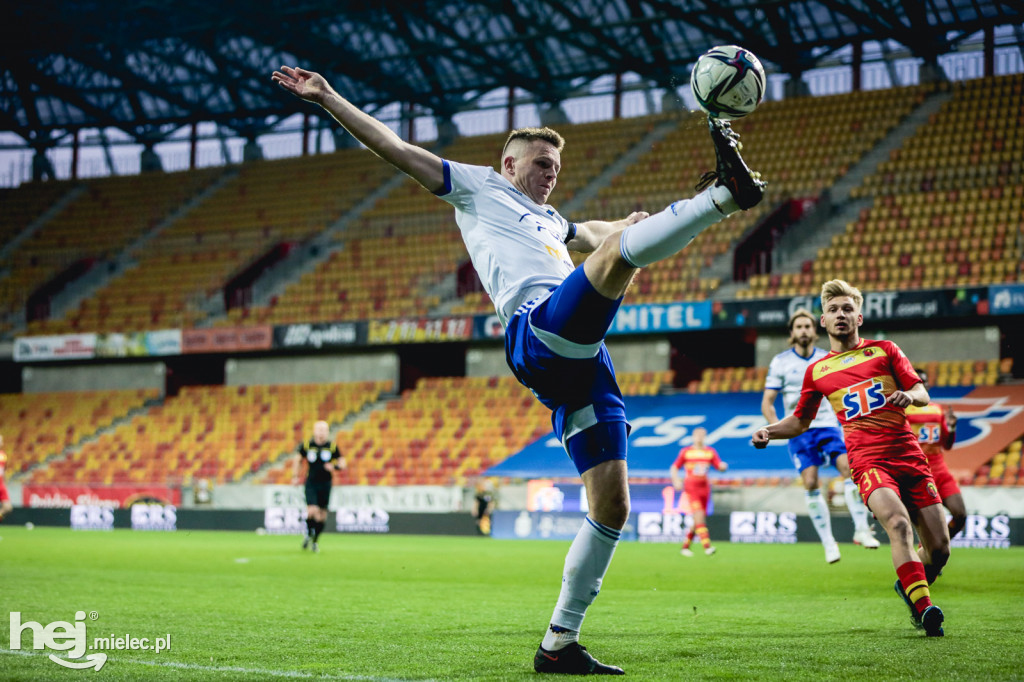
[1,0,1021,151]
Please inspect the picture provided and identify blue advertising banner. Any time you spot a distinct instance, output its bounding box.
[989,283,1024,315]
[608,301,712,335]
[471,301,713,341]
[486,387,975,479]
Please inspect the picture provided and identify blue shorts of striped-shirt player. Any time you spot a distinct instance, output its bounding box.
[504,266,629,476]
[788,426,848,473]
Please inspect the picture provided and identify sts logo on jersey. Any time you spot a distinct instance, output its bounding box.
[915,425,942,444]
[842,379,886,419]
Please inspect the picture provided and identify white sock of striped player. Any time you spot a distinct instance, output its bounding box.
[540,517,620,651]
[805,489,836,545]
[619,189,729,268]
[844,478,871,532]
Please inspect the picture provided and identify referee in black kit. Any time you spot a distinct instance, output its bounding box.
[292,420,345,553]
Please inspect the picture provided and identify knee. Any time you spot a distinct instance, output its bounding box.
[592,493,630,530]
[585,231,637,291]
[884,514,915,542]
[590,230,627,268]
[607,494,630,529]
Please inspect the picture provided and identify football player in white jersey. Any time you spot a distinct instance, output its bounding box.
[761,308,879,563]
[273,65,765,675]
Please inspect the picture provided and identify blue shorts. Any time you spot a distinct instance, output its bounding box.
[505,266,628,475]
[788,427,848,473]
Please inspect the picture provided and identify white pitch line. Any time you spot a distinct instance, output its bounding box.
[0,648,430,681]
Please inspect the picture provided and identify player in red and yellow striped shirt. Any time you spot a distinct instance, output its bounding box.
[670,427,727,556]
[752,280,949,637]
[906,368,966,540]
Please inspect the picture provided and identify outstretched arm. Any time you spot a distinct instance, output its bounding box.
[272,66,444,193]
[751,415,812,448]
[567,212,649,253]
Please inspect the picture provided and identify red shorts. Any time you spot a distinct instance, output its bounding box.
[684,483,710,514]
[0,480,9,504]
[852,449,941,511]
[925,451,962,501]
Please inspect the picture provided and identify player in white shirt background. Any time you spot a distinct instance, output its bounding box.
[761,308,880,563]
[273,64,765,675]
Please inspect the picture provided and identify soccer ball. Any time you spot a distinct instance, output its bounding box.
[690,45,766,120]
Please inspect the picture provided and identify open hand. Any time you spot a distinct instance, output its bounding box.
[272,66,332,104]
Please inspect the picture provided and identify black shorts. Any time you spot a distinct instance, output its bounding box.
[305,480,331,509]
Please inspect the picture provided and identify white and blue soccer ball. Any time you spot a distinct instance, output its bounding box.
[690,45,766,120]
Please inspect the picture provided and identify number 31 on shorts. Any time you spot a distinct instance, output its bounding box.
[859,467,883,497]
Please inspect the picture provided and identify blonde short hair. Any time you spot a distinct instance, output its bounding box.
[502,127,565,157]
[820,279,863,310]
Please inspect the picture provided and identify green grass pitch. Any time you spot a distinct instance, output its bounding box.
[1,527,1022,680]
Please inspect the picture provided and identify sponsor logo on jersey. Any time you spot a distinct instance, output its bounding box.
[841,379,887,419]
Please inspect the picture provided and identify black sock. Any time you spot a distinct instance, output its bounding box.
[306,517,315,537]
[314,520,324,541]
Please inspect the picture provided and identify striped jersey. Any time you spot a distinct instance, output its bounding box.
[672,445,723,483]
[436,160,576,326]
[905,404,951,457]
[765,346,840,428]
[794,338,923,456]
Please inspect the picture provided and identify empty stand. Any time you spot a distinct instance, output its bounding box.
[687,366,769,394]
[687,360,1004,395]
[0,181,75,253]
[0,389,158,478]
[5,170,222,332]
[745,76,1022,299]
[27,149,394,334]
[972,437,1022,486]
[28,381,388,485]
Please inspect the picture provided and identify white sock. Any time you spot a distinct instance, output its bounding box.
[844,478,871,532]
[619,190,728,268]
[541,517,621,651]
[805,489,835,545]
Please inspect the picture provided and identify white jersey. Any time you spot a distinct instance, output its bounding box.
[436,160,576,325]
[764,346,840,429]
